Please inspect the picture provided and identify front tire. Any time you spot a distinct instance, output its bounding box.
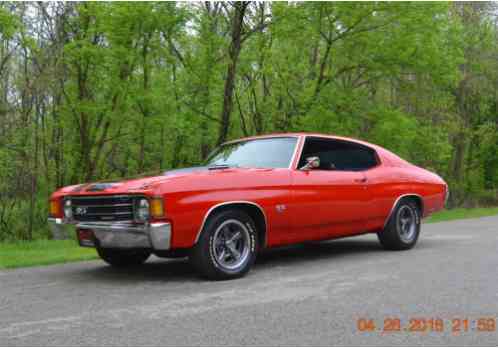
[96,248,151,267]
[378,199,420,250]
[190,210,258,280]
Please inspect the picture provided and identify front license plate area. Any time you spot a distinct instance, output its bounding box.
[77,228,96,247]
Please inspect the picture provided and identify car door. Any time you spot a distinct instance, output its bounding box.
[289,137,376,242]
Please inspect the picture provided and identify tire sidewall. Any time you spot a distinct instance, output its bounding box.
[202,210,258,278]
[394,200,420,248]
[97,248,150,267]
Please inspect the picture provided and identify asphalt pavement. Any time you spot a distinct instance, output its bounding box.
[1,216,498,346]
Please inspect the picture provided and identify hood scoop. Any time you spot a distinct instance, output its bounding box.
[86,183,121,192]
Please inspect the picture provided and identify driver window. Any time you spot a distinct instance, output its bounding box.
[298,137,378,171]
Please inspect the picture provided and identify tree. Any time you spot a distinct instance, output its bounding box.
[0,1,498,241]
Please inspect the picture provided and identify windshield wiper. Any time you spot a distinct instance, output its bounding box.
[207,163,235,170]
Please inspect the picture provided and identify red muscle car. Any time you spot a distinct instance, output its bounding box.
[48,133,448,279]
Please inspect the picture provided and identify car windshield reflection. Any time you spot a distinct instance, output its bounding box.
[205,137,298,169]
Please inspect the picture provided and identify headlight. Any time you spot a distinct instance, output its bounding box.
[135,198,150,222]
[64,200,73,219]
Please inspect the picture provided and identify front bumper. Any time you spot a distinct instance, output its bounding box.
[48,218,171,250]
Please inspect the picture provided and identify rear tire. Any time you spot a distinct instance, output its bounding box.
[96,248,151,267]
[190,210,258,280]
[378,199,420,250]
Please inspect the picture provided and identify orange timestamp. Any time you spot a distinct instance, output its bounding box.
[357,317,496,333]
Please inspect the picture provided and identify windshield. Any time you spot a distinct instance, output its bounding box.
[205,137,298,169]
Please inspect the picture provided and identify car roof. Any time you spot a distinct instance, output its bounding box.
[223,132,382,150]
[222,132,411,168]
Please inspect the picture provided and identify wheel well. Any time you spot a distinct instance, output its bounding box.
[202,203,267,248]
[402,195,424,215]
[384,194,425,229]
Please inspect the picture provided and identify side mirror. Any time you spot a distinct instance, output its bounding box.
[300,156,320,171]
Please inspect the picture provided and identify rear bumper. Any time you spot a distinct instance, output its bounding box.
[48,218,171,250]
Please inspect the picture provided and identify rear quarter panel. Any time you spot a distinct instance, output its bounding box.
[373,148,447,222]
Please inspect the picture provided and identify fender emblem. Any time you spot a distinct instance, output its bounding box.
[276,204,286,213]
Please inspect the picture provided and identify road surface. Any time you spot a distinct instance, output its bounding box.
[1,216,498,346]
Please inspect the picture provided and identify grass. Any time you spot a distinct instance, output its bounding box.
[0,239,97,269]
[1,207,498,270]
[425,206,498,223]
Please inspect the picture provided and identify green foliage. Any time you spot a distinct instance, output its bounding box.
[0,239,97,269]
[0,2,497,241]
[0,5,19,39]
[426,206,498,223]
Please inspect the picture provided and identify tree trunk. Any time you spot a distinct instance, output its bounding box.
[216,2,248,145]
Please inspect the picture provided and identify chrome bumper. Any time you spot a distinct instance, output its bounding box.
[48,218,171,250]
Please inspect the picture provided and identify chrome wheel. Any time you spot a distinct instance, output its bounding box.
[191,209,258,280]
[212,219,251,270]
[397,205,417,243]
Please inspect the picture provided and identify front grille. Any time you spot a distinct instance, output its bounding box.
[69,195,137,222]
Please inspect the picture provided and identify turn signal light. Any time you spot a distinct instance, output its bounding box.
[49,200,61,217]
[150,197,164,218]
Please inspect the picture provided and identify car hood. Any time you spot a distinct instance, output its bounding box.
[53,166,278,197]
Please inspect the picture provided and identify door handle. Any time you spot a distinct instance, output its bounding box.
[354,177,367,183]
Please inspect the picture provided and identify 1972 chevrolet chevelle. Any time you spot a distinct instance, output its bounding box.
[49,133,448,279]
